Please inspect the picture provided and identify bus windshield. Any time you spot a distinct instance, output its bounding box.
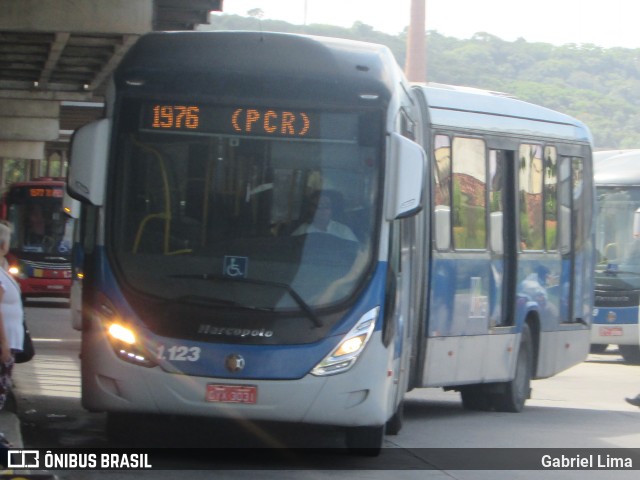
[111,99,381,312]
[6,186,74,256]
[596,185,640,271]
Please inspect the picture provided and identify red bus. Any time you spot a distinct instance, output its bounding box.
[1,178,74,298]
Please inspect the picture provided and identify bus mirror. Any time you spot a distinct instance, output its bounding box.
[386,132,426,220]
[68,118,111,206]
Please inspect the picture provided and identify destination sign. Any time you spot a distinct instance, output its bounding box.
[231,108,310,136]
[142,103,359,141]
[28,187,63,198]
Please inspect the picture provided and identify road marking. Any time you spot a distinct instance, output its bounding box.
[14,353,81,399]
[32,338,81,343]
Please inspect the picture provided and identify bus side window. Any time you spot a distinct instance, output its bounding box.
[489,149,505,254]
[544,147,558,251]
[433,135,451,251]
[558,156,572,255]
[519,144,544,251]
[80,204,97,256]
[452,137,487,250]
[572,158,586,251]
[398,108,416,141]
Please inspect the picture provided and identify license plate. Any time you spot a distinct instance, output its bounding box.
[599,326,623,337]
[206,384,257,404]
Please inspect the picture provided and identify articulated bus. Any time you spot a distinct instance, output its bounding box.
[0,178,74,298]
[67,32,594,453]
[591,149,640,363]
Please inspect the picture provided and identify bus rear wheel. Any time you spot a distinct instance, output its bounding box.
[345,425,384,456]
[619,345,640,365]
[492,323,533,412]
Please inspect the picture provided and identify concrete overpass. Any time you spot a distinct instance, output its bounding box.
[0,0,223,185]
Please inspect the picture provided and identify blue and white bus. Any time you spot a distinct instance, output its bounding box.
[68,31,594,453]
[591,149,640,363]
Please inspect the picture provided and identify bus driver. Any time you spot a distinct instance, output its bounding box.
[292,191,358,242]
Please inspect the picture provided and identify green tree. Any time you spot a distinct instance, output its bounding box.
[205,14,640,149]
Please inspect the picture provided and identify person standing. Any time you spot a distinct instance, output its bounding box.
[0,220,24,448]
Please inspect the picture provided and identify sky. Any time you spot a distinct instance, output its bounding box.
[217,0,640,49]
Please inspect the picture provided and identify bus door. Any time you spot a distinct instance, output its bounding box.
[530,149,591,377]
[478,146,520,386]
[384,205,427,431]
[489,148,516,333]
[385,109,426,422]
[422,135,507,386]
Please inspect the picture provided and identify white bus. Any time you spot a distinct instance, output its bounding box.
[591,149,640,363]
[68,31,595,454]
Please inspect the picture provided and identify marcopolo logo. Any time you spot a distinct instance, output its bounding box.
[198,324,274,338]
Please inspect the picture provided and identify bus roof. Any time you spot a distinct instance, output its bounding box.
[413,83,593,144]
[594,149,640,163]
[594,150,640,185]
[115,31,403,105]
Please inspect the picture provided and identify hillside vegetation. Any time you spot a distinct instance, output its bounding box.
[205,15,640,149]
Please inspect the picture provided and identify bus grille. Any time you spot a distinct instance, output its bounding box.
[21,259,71,270]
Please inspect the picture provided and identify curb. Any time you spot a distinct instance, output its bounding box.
[0,411,57,478]
[0,411,22,450]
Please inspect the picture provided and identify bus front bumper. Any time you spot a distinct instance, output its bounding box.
[81,328,393,428]
[19,278,71,298]
[590,323,639,345]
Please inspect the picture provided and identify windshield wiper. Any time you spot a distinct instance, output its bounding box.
[169,274,323,328]
[168,294,273,312]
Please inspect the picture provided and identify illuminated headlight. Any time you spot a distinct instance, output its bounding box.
[311,307,379,376]
[108,323,136,345]
[8,265,25,279]
[98,300,155,368]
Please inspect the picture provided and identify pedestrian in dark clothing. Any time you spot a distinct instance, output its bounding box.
[626,394,640,407]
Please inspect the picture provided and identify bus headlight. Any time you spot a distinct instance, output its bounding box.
[105,320,155,367]
[8,265,26,279]
[311,307,379,376]
[97,299,155,367]
[108,323,136,345]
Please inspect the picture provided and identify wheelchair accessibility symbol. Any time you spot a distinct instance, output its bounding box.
[223,256,248,278]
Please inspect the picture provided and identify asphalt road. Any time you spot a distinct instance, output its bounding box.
[9,301,640,479]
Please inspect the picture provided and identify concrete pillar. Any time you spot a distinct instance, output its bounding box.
[0,0,153,33]
[0,99,59,142]
[0,99,59,161]
[0,141,45,161]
